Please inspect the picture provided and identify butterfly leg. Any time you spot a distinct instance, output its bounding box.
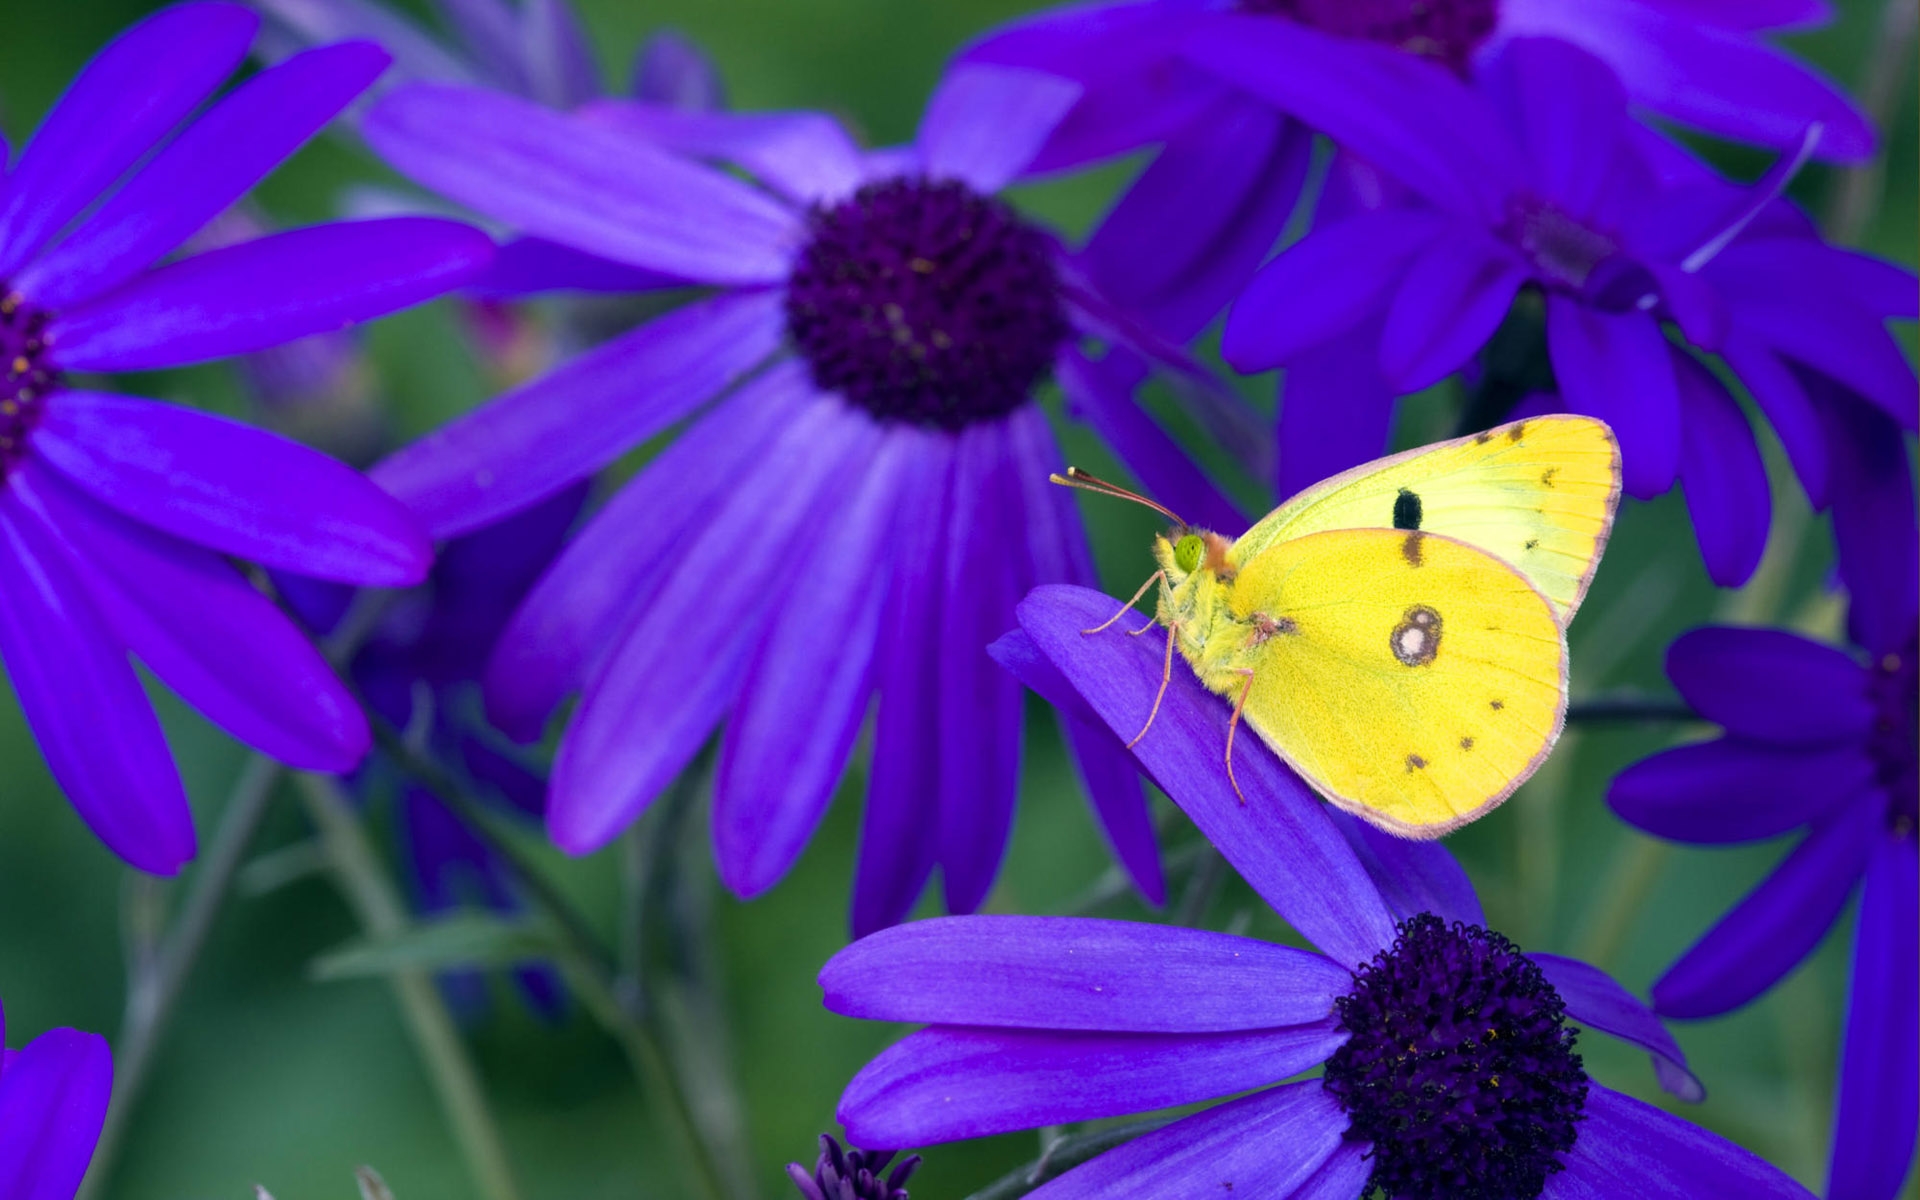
[1083,570,1165,635]
[1225,668,1255,805]
[1124,620,1179,749]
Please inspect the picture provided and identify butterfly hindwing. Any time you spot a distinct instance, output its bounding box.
[1228,415,1620,623]
[1195,527,1567,837]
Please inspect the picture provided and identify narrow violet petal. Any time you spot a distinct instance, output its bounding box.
[471,236,684,297]
[1641,0,1831,31]
[1821,383,1920,658]
[991,628,1103,732]
[1828,834,1919,1200]
[361,83,798,284]
[1714,268,1918,429]
[1652,800,1877,1018]
[1649,263,1729,349]
[580,101,864,206]
[1326,809,1485,928]
[17,42,391,310]
[520,0,601,109]
[917,65,1082,194]
[631,30,726,110]
[0,1028,112,1200]
[0,495,192,873]
[1183,14,1524,221]
[1548,1084,1816,1199]
[852,444,955,936]
[1492,38,1629,221]
[821,915,1346,1032]
[0,3,257,277]
[1223,211,1443,373]
[1608,738,1870,844]
[1018,585,1398,967]
[11,464,367,772]
[1546,296,1681,498]
[837,1022,1344,1147]
[938,423,1032,915]
[432,0,528,92]
[1381,233,1527,394]
[34,390,431,586]
[251,0,475,88]
[548,396,879,855]
[48,218,493,372]
[1719,332,1829,504]
[711,429,910,897]
[1054,349,1247,537]
[1026,1082,1351,1200]
[1276,320,1398,502]
[481,359,807,743]
[1667,626,1873,745]
[1530,952,1704,1102]
[1674,349,1770,586]
[372,288,785,538]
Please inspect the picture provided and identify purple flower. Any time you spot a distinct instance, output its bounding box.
[0,997,112,1199]
[787,1135,918,1200]
[817,583,1813,1199]
[359,64,1207,932]
[1609,617,1917,1200]
[0,3,490,872]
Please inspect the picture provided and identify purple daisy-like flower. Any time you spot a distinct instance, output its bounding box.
[359,63,1200,932]
[0,3,490,872]
[816,583,1811,1199]
[1609,615,1917,1199]
[0,997,112,1199]
[787,1134,918,1200]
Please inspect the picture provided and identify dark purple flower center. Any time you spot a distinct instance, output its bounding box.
[787,1134,918,1200]
[0,289,56,476]
[784,177,1070,430]
[1868,640,1918,836]
[1242,0,1499,74]
[1323,914,1587,1200]
[1502,197,1621,294]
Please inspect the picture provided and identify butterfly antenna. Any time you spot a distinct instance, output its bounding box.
[1050,467,1187,529]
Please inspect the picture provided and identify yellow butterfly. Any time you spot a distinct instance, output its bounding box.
[1057,415,1621,838]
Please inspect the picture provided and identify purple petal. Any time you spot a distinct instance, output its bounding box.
[12,464,367,772]
[1548,1084,1815,1199]
[1715,270,1918,430]
[918,65,1082,193]
[1667,626,1873,744]
[938,424,1034,915]
[581,101,864,206]
[361,83,798,284]
[1183,14,1524,221]
[1223,210,1443,373]
[1505,0,1873,162]
[0,3,257,277]
[1276,320,1398,502]
[991,628,1104,736]
[1381,233,1527,393]
[548,396,880,855]
[34,390,431,586]
[252,0,475,89]
[1326,809,1485,928]
[1652,801,1877,1018]
[837,1022,1344,1147]
[821,915,1346,1032]
[48,218,492,372]
[0,1028,112,1200]
[518,0,602,109]
[1017,585,1398,967]
[1821,382,1920,659]
[16,41,389,310]
[481,360,807,742]
[852,446,955,936]
[1546,296,1681,497]
[1719,332,1829,504]
[0,494,192,873]
[711,428,911,897]
[373,288,784,538]
[1674,349,1770,586]
[1530,952,1703,1102]
[631,30,725,110]
[1490,38,1629,220]
[471,236,684,297]
[1027,1082,1351,1200]
[1609,738,1870,844]
[1828,833,1919,1200]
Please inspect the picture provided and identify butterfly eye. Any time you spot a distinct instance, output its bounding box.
[1174,534,1204,573]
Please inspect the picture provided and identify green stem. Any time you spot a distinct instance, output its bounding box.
[296,774,524,1200]
[962,1118,1171,1200]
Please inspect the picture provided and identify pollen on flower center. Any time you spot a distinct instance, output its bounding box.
[784,176,1070,430]
[0,290,57,475]
[1868,641,1918,836]
[1322,914,1588,1200]
[1243,0,1499,74]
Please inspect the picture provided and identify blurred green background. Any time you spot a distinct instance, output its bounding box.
[0,2,1914,1198]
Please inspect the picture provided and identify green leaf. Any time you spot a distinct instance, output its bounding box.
[310,914,560,982]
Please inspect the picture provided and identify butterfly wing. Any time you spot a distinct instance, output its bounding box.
[1229,415,1620,622]
[1211,527,1567,838]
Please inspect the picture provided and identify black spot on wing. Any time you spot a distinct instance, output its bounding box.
[1401,531,1425,567]
[1490,699,1505,711]
[1393,488,1423,531]
[1460,736,1475,750]
[1524,538,1540,550]
[1540,467,1559,487]
[1406,754,1428,772]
